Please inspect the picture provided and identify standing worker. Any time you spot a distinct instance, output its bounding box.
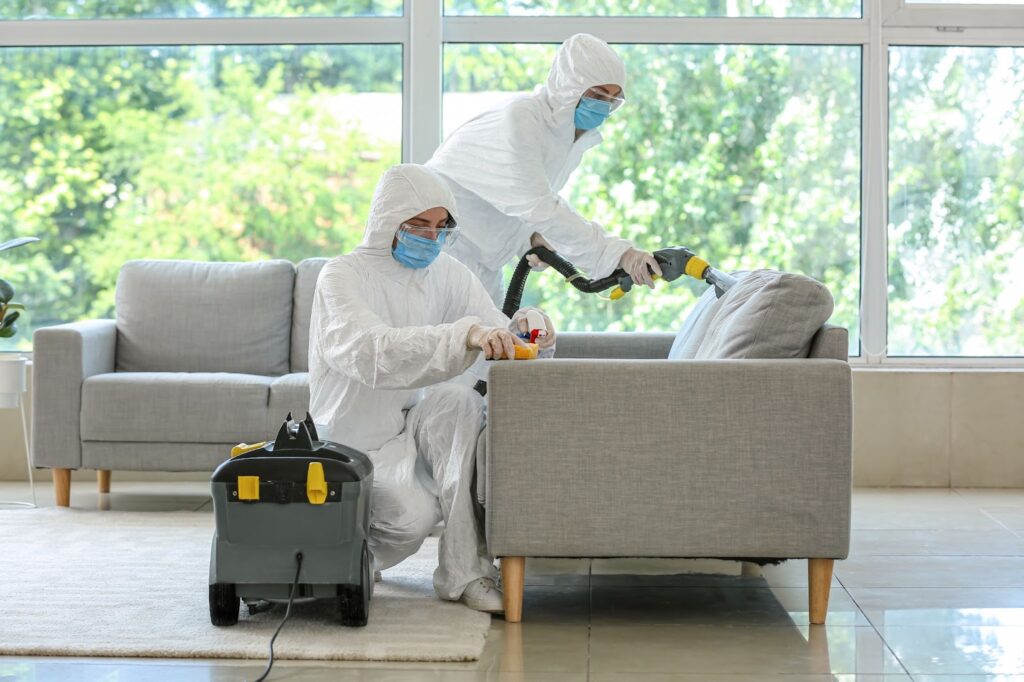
[427,33,661,305]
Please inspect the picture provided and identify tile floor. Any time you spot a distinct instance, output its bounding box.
[1,482,1024,681]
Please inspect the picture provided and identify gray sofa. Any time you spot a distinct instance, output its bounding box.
[32,259,324,502]
[486,329,851,624]
[33,258,851,625]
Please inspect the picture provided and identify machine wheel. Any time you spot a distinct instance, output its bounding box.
[209,583,240,626]
[337,541,370,627]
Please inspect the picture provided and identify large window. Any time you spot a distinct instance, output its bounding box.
[3,2,1024,363]
[445,43,861,351]
[4,1,402,19]
[445,0,861,18]
[888,46,1024,356]
[0,44,401,350]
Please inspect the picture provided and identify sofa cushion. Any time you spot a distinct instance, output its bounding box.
[116,259,295,375]
[667,285,722,360]
[291,258,329,372]
[81,372,273,443]
[267,372,311,433]
[691,270,834,359]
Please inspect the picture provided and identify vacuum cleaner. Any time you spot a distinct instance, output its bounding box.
[209,413,374,629]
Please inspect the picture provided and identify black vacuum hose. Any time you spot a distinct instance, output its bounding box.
[501,246,628,317]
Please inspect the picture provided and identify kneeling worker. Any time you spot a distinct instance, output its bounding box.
[308,164,556,613]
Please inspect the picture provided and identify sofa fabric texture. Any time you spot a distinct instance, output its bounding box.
[115,259,295,376]
[290,258,329,373]
[80,372,274,443]
[485,358,852,559]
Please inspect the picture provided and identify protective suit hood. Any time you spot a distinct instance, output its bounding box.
[539,33,627,131]
[356,164,459,260]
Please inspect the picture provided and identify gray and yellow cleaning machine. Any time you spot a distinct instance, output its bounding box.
[209,413,374,628]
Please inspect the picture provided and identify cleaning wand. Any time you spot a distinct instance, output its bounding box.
[502,245,735,317]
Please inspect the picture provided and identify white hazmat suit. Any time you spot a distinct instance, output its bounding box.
[427,33,636,303]
[308,165,514,600]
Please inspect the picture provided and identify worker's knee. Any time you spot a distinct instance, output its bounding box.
[424,384,485,421]
[369,479,441,567]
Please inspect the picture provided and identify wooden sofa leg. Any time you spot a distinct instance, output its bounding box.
[501,556,525,623]
[97,469,111,494]
[808,558,834,625]
[53,468,71,507]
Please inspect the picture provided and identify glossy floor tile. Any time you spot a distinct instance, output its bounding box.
[589,671,917,675]
[846,587,1024,628]
[881,625,1024,675]
[982,507,1024,532]
[588,624,904,675]
[590,586,871,627]
[3,485,1024,681]
[835,556,1024,589]
[850,529,1024,556]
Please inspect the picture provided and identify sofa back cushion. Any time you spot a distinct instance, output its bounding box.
[116,259,295,375]
[291,257,329,372]
[667,285,721,360]
[691,270,834,360]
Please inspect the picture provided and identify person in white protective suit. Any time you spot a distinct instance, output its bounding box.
[308,164,556,614]
[426,32,662,305]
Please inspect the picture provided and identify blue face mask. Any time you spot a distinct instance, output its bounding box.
[574,96,613,131]
[392,232,444,269]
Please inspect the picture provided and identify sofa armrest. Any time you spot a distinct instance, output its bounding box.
[32,319,117,469]
[485,358,852,559]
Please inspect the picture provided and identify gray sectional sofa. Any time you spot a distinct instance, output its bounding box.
[33,258,851,625]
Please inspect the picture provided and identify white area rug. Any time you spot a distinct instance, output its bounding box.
[0,509,490,661]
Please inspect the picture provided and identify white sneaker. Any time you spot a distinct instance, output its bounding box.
[460,578,504,614]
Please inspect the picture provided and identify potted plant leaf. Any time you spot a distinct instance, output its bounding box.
[0,237,39,408]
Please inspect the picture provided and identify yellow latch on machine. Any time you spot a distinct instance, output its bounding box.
[231,441,267,458]
[237,475,260,501]
[307,462,328,505]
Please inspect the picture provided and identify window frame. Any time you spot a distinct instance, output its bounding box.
[1,0,1023,366]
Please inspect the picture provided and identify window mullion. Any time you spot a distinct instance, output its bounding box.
[863,0,890,363]
[405,0,442,164]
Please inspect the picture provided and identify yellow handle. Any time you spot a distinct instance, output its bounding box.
[609,273,662,300]
[513,343,539,360]
[231,441,267,458]
[307,462,328,505]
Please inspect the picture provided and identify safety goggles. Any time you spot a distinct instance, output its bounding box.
[396,217,459,248]
[583,87,626,112]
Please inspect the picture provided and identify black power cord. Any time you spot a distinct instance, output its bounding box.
[253,552,303,682]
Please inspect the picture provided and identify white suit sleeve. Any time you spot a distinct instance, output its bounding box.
[441,255,512,328]
[314,262,482,390]
[496,113,633,278]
